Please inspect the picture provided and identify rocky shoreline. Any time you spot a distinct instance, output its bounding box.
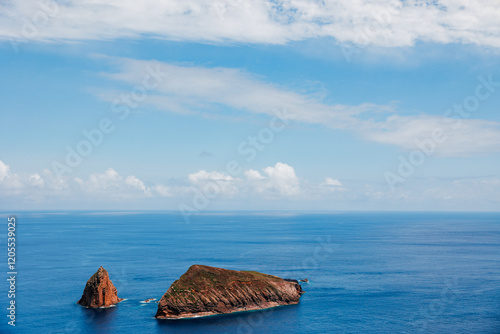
[77,265,304,319]
[77,266,123,308]
[155,265,304,319]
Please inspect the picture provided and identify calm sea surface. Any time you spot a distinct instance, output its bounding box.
[1,211,499,333]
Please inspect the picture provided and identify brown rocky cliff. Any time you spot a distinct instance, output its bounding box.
[155,265,304,319]
[78,266,123,308]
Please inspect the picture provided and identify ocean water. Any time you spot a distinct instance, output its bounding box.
[1,211,499,334]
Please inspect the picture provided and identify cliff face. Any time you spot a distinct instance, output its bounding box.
[78,266,123,308]
[155,265,304,319]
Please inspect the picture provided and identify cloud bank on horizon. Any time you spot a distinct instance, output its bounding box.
[0,159,328,202]
[2,0,500,48]
[1,159,499,211]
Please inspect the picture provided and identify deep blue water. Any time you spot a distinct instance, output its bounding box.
[1,212,500,333]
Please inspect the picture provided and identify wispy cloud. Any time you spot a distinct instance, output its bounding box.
[2,0,500,48]
[322,177,342,187]
[363,115,500,157]
[98,57,500,157]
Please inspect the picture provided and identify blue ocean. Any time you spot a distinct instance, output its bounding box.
[1,212,499,333]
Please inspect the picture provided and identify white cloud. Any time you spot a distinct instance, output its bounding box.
[125,175,147,192]
[1,160,500,210]
[244,169,264,180]
[363,115,500,157]
[262,162,300,196]
[0,160,23,190]
[2,1,500,48]
[75,169,175,198]
[183,163,301,197]
[85,168,120,192]
[100,58,500,157]
[188,170,233,183]
[0,162,167,201]
[323,177,342,187]
[99,57,384,130]
[186,163,300,197]
[188,169,238,197]
[152,184,171,197]
[29,173,45,187]
[0,160,10,181]
[77,168,157,198]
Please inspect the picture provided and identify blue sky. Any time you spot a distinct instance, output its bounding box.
[0,0,500,211]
